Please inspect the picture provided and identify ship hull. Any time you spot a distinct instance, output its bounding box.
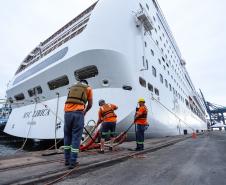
[5,0,207,139]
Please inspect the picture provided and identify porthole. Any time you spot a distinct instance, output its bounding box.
[123,85,132,91]
[102,79,109,87]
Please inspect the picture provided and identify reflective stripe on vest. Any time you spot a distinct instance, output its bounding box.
[66,83,88,105]
[100,104,116,119]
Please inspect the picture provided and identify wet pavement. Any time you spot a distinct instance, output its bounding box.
[58,131,226,185]
[0,134,188,185]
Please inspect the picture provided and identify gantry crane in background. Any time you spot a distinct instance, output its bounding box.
[200,90,226,129]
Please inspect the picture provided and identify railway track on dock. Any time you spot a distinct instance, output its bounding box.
[0,135,195,185]
[0,155,64,172]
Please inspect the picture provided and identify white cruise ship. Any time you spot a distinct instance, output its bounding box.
[4,0,207,139]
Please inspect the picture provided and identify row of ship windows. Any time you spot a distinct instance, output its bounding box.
[144,53,187,98]
[152,66,187,104]
[13,74,70,101]
[146,38,181,73]
[152,13,182,69]
[13,75,133,102]
[140,1,186,90]
[139,74,185,105]
[145,39,186,93]
[139,76,205,121]
[139,77,159,96]
[141,1,180,67]
[139,76,204,118]
[151,34,184,82]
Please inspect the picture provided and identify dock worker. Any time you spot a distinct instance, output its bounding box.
[134,98,148,151]
[64,80,93,169]
[96,99,118,153]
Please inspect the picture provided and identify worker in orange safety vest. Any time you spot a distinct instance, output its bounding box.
[96,99,118,153]
[134,98,148,151]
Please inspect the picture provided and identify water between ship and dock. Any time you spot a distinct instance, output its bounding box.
[0,133,62,156]
[0,144,19,156]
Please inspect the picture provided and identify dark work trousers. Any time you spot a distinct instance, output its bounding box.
[64,111,84,165]
[100,122,116,139]
[136,124,146,149]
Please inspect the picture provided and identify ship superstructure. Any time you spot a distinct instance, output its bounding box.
[4,0,207,139]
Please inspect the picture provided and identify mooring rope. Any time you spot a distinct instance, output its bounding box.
[151,96,195,131]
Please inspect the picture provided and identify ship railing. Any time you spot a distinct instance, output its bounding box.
[41,14,91,52]
[41,2,97,46]
[20,14,91,66]
[16,16,90,73]
[15,1,98,74]
[17,24,88,73]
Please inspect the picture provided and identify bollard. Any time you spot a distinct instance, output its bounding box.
[192,132,197,139]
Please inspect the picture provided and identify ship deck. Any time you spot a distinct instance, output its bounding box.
[0,131,225,185]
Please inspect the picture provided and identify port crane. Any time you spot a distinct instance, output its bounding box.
[200,90,226,129]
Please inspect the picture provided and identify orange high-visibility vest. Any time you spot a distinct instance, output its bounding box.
[134,105,148,125]
[100,104,117,121]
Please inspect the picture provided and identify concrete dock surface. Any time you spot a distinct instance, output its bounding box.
[58,131,226,185]
[0,131,225,185]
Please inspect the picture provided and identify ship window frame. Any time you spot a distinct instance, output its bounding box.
[148,83,154,92]
[160,74,163,84]
[139,77,146,88]
[152,66,157,77]
[48,75,69,90]
[14,93,25,101]
[165,79,168,88]
[169,83,172,91]
[145,59,149,70]
[185,99,189,107]
[158,58,161,65]
[28,86,43,97]
[156,40,159,45]
[151,49,154,56]
[154,88,159,96]
[74,65,98,81]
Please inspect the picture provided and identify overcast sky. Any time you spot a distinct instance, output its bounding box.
[0,0,225,106]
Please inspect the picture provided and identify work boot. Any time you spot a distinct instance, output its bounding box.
[135,148,143,151]
[68,162,79,169]
[98,150,105,154]
[135,144,141,151]
[65,160,70,166]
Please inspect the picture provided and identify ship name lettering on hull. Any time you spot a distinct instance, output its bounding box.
[23,109,50,119]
